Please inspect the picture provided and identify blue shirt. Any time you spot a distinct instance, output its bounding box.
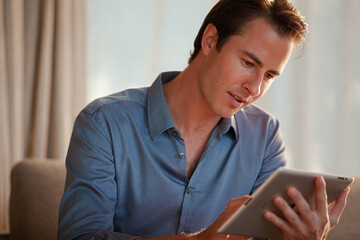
[58,72,286,240]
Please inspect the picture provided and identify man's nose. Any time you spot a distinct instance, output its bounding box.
[243,74,262,97]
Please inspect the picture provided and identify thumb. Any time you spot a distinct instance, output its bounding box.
[225,196,251,215]
[329,187,350,227]
[227,196,251,210]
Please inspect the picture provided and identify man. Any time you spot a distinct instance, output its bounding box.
[58,0,350,239]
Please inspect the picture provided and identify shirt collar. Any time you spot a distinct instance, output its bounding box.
[147,71,238,140]
[148,72,179,140]
[219,116,238,140]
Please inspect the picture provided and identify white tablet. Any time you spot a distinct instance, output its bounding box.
[217,167,354,239]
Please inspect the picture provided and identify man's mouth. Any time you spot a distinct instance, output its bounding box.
[229,92,246,103]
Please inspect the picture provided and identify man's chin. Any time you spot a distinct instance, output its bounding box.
[219,111,237,119]
[212,105,244,119]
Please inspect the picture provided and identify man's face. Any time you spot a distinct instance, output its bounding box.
[198,18,295,118]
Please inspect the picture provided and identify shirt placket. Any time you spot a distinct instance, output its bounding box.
[176,126,224,234]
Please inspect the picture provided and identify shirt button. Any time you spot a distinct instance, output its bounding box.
[179,153,185,159]
[186,187,191,194]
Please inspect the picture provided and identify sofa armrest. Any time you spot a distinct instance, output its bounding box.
[10,159,66,240]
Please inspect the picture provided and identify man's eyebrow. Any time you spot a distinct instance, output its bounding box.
[241,50,280,76]
[242,50,263,67]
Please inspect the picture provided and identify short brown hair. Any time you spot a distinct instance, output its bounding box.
[188,0,308,64]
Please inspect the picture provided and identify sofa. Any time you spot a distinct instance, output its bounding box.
[10,159,66,240]
[8,159,360,239]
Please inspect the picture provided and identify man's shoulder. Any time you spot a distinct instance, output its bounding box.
[83,87,148,116]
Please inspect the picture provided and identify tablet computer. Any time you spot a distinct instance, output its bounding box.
[217,167,354,239]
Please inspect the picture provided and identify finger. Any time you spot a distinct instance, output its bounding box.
[328,187,350,227]
[273,196,307,232]
[287,187,314,224]
[226,196,251,211]
[264,210,295,236]
[218,196,251,227]
[315,176,328,217]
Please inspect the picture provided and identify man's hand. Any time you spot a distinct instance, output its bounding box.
[264,176,350,240]
[196,196,251,240]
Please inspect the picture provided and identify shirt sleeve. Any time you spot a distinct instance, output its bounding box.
[58,111,137,240]
[252,117,287,192]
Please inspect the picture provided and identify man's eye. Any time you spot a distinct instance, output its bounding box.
[264,73,274,80]
[243,59,254,67]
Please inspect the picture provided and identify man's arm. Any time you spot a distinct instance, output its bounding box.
[58,111,138,240]
[251,117,286,193]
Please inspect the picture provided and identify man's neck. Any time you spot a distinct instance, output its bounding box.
[162,66,221,137]
[162,66,223,178]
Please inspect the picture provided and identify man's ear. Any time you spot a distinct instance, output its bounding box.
[201,24,218,56]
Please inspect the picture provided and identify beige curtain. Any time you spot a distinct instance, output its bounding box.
[0,0,86,233]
